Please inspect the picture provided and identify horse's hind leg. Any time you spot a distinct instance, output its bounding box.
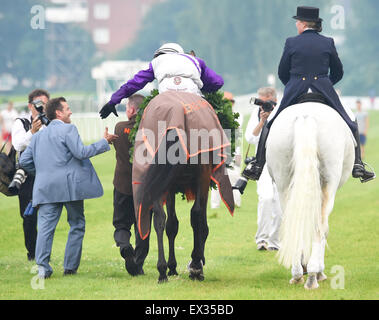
[189,165,211,281]
[166,191,179,276]
[305,187,333,289]
[153,201,168,283]
[317,237,327,282]
[290,260,304,284]
[305,233,328,289]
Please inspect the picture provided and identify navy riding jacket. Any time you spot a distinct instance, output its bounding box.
[269,29,356,132]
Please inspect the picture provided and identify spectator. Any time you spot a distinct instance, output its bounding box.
[355,100,369,159]
[1,101,18,154]
[19,97,118,279]
[112,94,150,276]
[245,87,282,251]
[11,89,50,261]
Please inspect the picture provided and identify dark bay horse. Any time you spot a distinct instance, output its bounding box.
[139,137,214,282]
[132,91,234,283]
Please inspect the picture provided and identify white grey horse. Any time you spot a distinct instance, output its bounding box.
[266,102,354,289]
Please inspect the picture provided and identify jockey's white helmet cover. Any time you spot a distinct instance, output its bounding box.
[154,43,184,58]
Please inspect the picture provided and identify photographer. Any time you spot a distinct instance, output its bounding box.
[11,89,50,261]
[244,87,282,251]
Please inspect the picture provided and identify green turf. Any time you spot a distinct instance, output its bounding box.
[0,111,378,300]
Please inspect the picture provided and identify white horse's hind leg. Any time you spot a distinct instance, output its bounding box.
[305,185,333,289]
[317,237,328,282]
[290,261,304,284]
[305,240,322,289]
[315,187,334,284]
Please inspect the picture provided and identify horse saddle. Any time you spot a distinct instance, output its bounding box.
[295,92,328,105]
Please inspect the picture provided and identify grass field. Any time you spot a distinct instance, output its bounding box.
[0,111,378,300]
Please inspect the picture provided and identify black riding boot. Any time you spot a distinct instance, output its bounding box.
[352,124,375,183]
[243,123,270,181]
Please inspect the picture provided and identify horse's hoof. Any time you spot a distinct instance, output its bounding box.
[189,272,204,281]
[289,276,304,285]
[304,273,319,290]
[168,269,178,276]
[317,272,327,282]
[187,260,204,281]
[158,276,168,284]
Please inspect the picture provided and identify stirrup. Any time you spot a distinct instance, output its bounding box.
[353,162,376,183]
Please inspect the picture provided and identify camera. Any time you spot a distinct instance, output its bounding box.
[8,165,27,193]
[232,156,259,194]
[32,100,50,126]
[250,98,277,113]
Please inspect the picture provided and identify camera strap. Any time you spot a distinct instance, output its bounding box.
[17,118,32,132]
[0,137,9,153]
[245,144,251,159]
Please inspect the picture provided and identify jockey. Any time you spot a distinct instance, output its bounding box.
[99,43,224,119]
[247,6,375,183]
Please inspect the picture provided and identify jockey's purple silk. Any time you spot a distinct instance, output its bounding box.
[110,57,224,105]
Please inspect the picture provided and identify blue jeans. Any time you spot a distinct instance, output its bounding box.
[36,201,85,277]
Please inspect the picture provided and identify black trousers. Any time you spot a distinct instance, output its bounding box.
[113,189,150,268]
[18,175,37,259]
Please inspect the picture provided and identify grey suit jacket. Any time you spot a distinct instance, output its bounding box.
[20,119,110,206]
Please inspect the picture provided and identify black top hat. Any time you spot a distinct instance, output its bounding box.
[293,6,323,22]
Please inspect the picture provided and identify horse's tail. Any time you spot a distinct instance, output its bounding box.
[137,131,184,208]
[278,115,323,269]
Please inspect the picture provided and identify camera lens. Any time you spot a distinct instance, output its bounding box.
[8,169,27,193]
[38,114,50,126]
[232,177,248,195]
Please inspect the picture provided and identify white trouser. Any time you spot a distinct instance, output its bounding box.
[255,165,282,249]
[210,166,241,208]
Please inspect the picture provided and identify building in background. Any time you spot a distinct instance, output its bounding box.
[47,0,165,55]
[43,0,164,91]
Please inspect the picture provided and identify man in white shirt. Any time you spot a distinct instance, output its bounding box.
[11,89,50,261]
[245,87,282,251]
[210,92,242,209]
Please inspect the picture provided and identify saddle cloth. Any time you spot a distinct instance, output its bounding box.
[132,91,235,239]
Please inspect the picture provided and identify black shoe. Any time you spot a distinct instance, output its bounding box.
[63,269,77,276]
[39,271,52,279]
[121,246,139,276]
[352,163,376,183]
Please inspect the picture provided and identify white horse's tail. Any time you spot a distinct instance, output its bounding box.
[278,115,323,269]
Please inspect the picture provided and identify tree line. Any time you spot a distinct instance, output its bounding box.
[119,0,379,97]
[0,0,377,96]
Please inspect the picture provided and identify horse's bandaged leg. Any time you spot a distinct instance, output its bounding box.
[307,241,322,274]
[290,261,304,284]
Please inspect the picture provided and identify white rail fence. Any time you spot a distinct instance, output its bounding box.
[62,94,379,143]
